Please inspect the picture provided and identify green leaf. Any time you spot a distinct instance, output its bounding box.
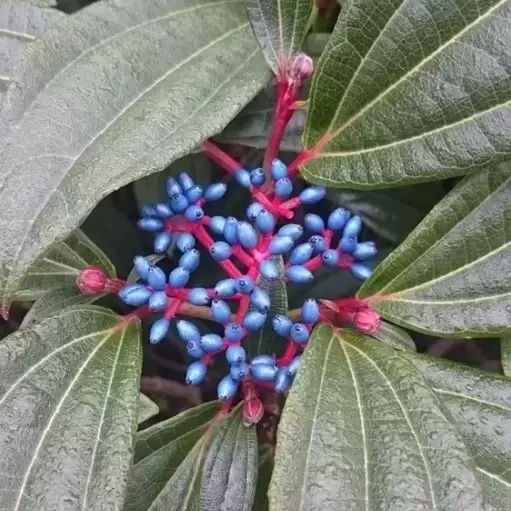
[138,393,159,425]
[358,165,511,337]
[301,0,511,188]
[502,336,511,377]
[201,406,258,511]
[15,228,115,302]
[370,320,415,351]
[0,305,142,510]
[246,256,288,357]
[0,0,269,312]
[20,286,103,328]
[247,0,314,74]
[20,0,57,7]
[407,353,511,509]
[253,445,273,511]
[270,325,484,510]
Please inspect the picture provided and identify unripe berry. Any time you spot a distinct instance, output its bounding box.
[286,265,313,284]
[76,266,107,295]
[168,267,190,287]
[272,315,293,337]
[289,52,314,80]
[249,363,277,381]
[217,375,239,401]
[250,287,271,312]
[166,177,182,197]
[237,222,258,249]
[153,203,174,218]
[274,367,291,393]
[235,276,255,294]
[179,249,200,271]
[235,169,251,188]
[274,177,293,197]
[122,286,152,306]
[177,320,200,344]
[250,167,266,187]
[150,318,170,344]
[299,186,326,204]
[301,298,320,324]
[243,396,264,426]
[271,159,288,179]
[289,242,314,265]
[243,310,267,331]
[255,210,275,234]
[176,233,195,253]
[246,202,264,221]
[251,354,276,365]
[178,172,195,191]
[210,216,226,235]
[169,192,188,213]
[259,260,279,281]
[200,333,223,353]
[223,217,239,244]
[215,278,237,298]
[343,215,363,238]
[350,263,372,281]
[277,224,303,240]
[147,266,166,291]
[186,361,207,385]
[148,290,167,312]
[138,218,163,232]
[226,345,247,365]
[224,323,244,342]
[186,340,205,359]
[210,241,232,261]
[188,287,210,306]
[211,299,232,323]
[184,205,204,222]
[230,363,249,381]
[290,323,309,343]
[154,231,173,254]
[322,249,339,268]
[353,242,377,261]
[287,355,301,377]
[185,185,203,204]
[269,235,294,255]
[304,214,325,233]
[204,182,227,202]
[328,208,351,231]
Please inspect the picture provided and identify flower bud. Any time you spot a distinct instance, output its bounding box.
[243,396,264,426]
[354,308,381,334]
[288,52,314,80]
[76,266,108,295]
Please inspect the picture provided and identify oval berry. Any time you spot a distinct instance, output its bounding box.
[168,267,190,288]
[147,266,166,291]
[187,287,210,306]
[299,186,326,204]
[301,298,320,324]
[148,290,167,312]
[133,255,151,280]
[271,158,288,179]
[246,202,264,221]
[250,287,271,312]
[286,265,313,284]
[214,278,237,298]
[327,207,351,231]
[304,214,325,233]
[223,217,239,244]
[210,216,226,235]
[184,205,204,222]
[249,363,277,381]
[321,249,339,268]
[243,310,267,331]
[255,210,275,234]
[217,375,239,401]
[210,241,232,261]
[350,263,372,281]
[277,224,303,240]
[154,231,173,254]
[204,182,227,202]
[186,340,205,359]
[237,222,258,249]
[186,361,207,385]
[250,167,266,187]
[211,299,232,323]
[178,172,195,191]
[176,320,200,344]
[176,233,195,253]
[269,235,294,255]
[274,367,291,393]
[224,323,244,343]
[290,323,309,343]
[185,185,203,204]
[200,333,223,353]
[289,242,314,265]
[137,218,163,232]
[179,249,200,271]
[150,318,170,344]
[272,315,293,337]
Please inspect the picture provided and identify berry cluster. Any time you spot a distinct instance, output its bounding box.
[117,158,377,403]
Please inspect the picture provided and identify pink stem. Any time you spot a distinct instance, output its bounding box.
[164,299,182,320]
[277,341,297,367]
[287,149,316,176]
[235,295,250,323]
[232,246,255,268]
[202,140,243,176]
[303,256,322,271]
[121,305,152,324]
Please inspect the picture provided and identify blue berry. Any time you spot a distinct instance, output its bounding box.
[176,233,195,252]
[250,363,277,381]
[186,340,205,359]
[226,344,246,365]
[185,185,203,204]
[271,159,288,179]
[178,172,195,191]
[286,265,313,284]
[259,260,279,281]
[287,356,301,377]
[328,208,351,231]
[179,249,200,271]
[269,235,294,255]
[353,242,377,261]
[309,235,327,254]
[223,217,239,244]
[186,361,207,385]
[343,216,363,238]
[154,203,174,218]
[272,315,293,337]
[210,241,232,261]
[169,193,188,213]
[166,177,182,197]
[277,224,303,240]
[150,318,170,344]
[211,299,231,323]
[301,299,319,324]
[147,266,166,291]
[250,168,265,187]
[217,375,239,400]
[122,286,152,306]
[224,323,244,342]
[300,186,326,204]
[215,279,237,298]
[274,367,291,393]
[168,267,190,287]
[321,249,339,268]
[177,320,200,344]
[290,323,309,343]
[274,177,293,197]
[148,291,167,312]
[289,242,314,265]
[235,276,254,294]
[251,355,275,365]
[237,222,258,249]
[250,287,271,312]
[338,236,357,254]
[188,287,210,305]
[204,182,227,201]
[255,210,275,234]
[134,256,151,280]
[118,283,143,300]
[230,363,249,381]
[246,202,264,221]
[184,205,204,222]
[138,218,163,232]
[235,169,251,188]
[200,333,223,353]
[141,205,156,217]
[350,263,372,281]
[154,231,173,253]
[210,216,226,234]
[243,310,267,331]
[304,214,325,233]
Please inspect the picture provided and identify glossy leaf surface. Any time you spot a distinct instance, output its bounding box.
[359,166,511,337]
[301,0,511,188]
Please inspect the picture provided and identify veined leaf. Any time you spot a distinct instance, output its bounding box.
[253,445,273,511]
[0,305,142,510]
[501,337,511,377]
[20,0,57,7]
[138,393,159,425]
[0,0,269,314]
[370,320,415,351]
[246,256,288,357]
[407,353,511,509]
[247,0,314,74]
[15,228,115,302]
[301,0,511,188]
[358,165,511,337]
[201,406,258,511]
[269,325,483,510]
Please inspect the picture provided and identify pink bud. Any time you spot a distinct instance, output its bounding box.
[288,53,314,80]
[354,308,381,334]
[243,396,264,426]
[76,266,108,295]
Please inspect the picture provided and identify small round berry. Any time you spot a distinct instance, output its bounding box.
[299,186,326,204]
[184,205,204,222]
[354,308,381,334]
[289,242,314,265]
[169,192,189,213]
[350,263,372,281]
[304,214,325,233]
[176,233,195,253]
[210,216,226,235]
[224,323,244,343]
[290,323,309,343]
[251,354,276,365]
[187,287,210,306]
[230,363,249,381]
[269,236,294,256]
[217,375,239,401]
[223,217,239,245]
[287,355,301,377]
[153,203,174,218]
[338,236,357,254]
[250,287,271,312]
[235,276,255,294]
[210,241,232,261]
[185,184,203,204]
[166,177,182,197]
[168,267,190,288]
[321,249,339,268]
[274,367,291,393]
[179,249,200,272]
[272,315,293,337]
[200,333,223,353]
[255,210,275,234]
[154,231,173,254]
[308,235,327,254]
[204,182,227,202]
[186,340,205,359]
[249,363,277,381]
[271,159,288,180]
[150,318,170,344]
[353,242,377,261]
[274,177,293,197]
[301,299,320,324]
[343,215,363,238]
[176,319,201,344]
[76,266,107,295]
[122,286,152,306]
[214,278,237,298]
[246,202,264,221]
[259,260,279,281]
[237,221,258,249]
[226,344,246,365]
[277,224,303,240]
[178,172,195,191]
[186,361,207,385]
[243,310,267,331]
[288,52,314,80]
[250,167,266,187]
[328,208,351,231]
[210,299,232,323]
[235,169,251,188]
[147,266,166,291]
[286,265,313,284]
[148,290,167,312]
[137,218,163,232]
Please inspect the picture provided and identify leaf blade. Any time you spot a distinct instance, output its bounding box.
[138,393,159,425]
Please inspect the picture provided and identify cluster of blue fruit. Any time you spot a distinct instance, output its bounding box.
[118,159,377,401]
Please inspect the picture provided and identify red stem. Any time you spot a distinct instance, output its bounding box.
[287,148,316,176]
[235,295,250,323]
[164,299,182,320]
[202,140,243,176]
[277,341,297,367]
[232,246,255,268]
[121,305,152,324]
